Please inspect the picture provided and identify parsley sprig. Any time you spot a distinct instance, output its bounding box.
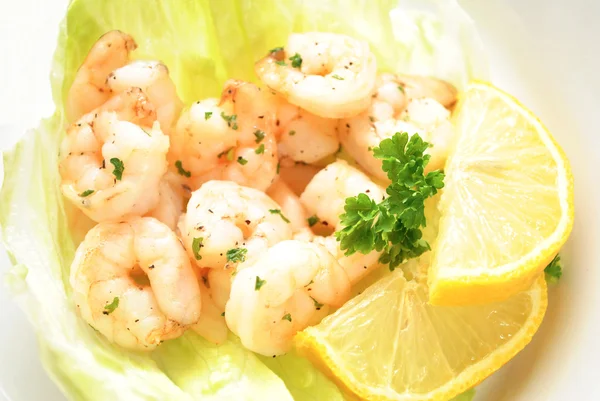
[335,132,444,271]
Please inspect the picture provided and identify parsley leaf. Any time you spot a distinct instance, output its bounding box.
[289,130,296,136]
[275,60,287,66]
[331,74,344,80]
[269,46,284,53]
[226,247,247,263]
[544,254,563,283]
[255,276,267,290]
[269,209,290,223]
[335,132,444,271]
[307,215,320,227]
[79,189,94,197]
[103,297,119,315]
[254,129,265,143]
[175,160,191,177]
[289,53,303,68]
[204,111,213,120]
[282,313,292,322]
[311,297,324,310]
[192,237,204,260]
[220,112,238,130]
[109,158,124,181]
[237,156,248,165]
[255,144,265,154]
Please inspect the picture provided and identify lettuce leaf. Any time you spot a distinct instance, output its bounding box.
[0,0,487,400]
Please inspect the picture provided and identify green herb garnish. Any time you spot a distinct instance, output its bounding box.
[335,132,444,271]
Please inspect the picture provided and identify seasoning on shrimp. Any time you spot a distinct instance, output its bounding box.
[255,32,377,119]
[69,217,202,351]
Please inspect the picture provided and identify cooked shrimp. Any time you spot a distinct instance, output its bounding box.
[66,30,137,122]
[255,32,377,119]
[59,89,169,222]
[179,180,293,270]
[266,178,309,234]
[300,160,385,283]
[107,60,183,135]
[225,240,351,356]
[170,80,279,192]
[275,97,339,164]
[190,270,228,344]
[145,172,186,230]
[339,74,457,181]
[70,217,202,351]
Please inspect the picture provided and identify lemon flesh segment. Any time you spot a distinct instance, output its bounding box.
[296,273,547,401]
[428,81,574,305]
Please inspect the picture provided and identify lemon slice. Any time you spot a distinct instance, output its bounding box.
[428,81,574,305]
[296,273,547,401]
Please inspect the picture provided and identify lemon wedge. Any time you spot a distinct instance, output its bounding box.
[428,81,574,305]
[296,273,547,401]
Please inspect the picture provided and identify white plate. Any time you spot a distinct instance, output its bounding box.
[1,0,599,400]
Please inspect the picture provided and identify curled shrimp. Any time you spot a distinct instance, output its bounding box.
[178,180,293,270]
[66,30,137,122]
[274,97,339,164]
[255,32,377,119]
[107,60,183,135]
[225,240,351,356]
[69,217,202,351]
[59,88,169,222]
[339,73,457,181]
[300,160,386,283]
[170,80,279,192]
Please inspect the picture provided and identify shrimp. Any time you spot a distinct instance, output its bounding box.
[339,73,457,181]
[274,97,339,164]
[169,80,279,192]
[190,270,228,344]
[69,217,202,351]
[266,178,309,234]
[255,32,377,119]
[178,180,293,270]
[225,240,351,356]
[107,60,183,135]
[59,88,169,222]
[145,172,186,230]
[300,159,386,283]
[66,30,137,122]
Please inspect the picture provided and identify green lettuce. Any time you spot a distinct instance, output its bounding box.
[0,0,487,400]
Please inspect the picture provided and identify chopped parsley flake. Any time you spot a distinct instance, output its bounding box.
[204,111,213,120]
[109,158,124,181]
[269,209,290,223]
[254,129,266,143]
[289,53,303,68]
[175,160,191,177]
[331,74,344,80]
[237,156,248,165]
[79,189,94,197]
[545,254,563,283]
[226,247,248,263]
[307,215,320,227]
[103,297,119,315]
[311,297,324,310]
[255,276,267,290]
[282,313,292,322]
[220,112,238,130]
[192,237,204,260]
[255,144,265,154]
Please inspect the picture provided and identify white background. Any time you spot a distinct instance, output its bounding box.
[1,0,599,400]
